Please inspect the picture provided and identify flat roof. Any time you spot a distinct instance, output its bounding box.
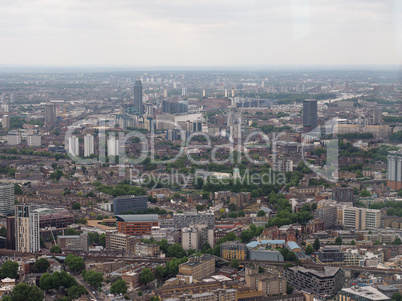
[115,214,158,222]
[341,286,390,301]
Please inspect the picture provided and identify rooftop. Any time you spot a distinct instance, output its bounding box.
[115,214,159,222]
[341,286,390,301]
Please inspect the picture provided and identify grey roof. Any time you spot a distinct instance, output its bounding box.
[115,214,159,222]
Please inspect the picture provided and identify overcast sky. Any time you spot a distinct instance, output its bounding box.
[0,0,401,67]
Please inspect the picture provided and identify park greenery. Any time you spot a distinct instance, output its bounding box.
[95,180,146,197]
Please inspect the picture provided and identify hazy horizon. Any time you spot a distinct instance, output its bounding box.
[1,0,401,67]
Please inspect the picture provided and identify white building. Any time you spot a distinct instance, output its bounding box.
[107,136,119,156]
[84,134,94,157]
[2,115,10,128]
[27,135,42,147]
[181,227,200,250]
[0,184,15,215]
[15,205,40,253]
[343,207,381,230]
[7,131,21,145]
[67,135,79,156]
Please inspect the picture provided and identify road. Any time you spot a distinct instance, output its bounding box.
[74,273,99,300]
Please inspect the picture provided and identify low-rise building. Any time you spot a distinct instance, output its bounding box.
[57,233,89,252]
[284,266,345,297]
[220,241,248,261]
[178,255,216,281]
[318,246,344,263]
[337,286,390,301]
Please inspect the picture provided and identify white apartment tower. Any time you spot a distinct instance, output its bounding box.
[15,205,40,253]
[84,134,95,157]
[107,136,119,156]
[67,135,79,156]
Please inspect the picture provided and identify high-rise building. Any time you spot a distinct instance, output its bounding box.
[15,205,40,253]
[84,134,94,157]
[0,183,15,215]
[113,195,148,215]
[6,216,15,250]
[181,87,187,96]
[387,151,402,190]
[107,136,119,156]
[7,130,21,145]
[343,207,381,230]
[303,99,317,130]
[67,135,79,156]
[0,94,5,103]
[2,115,10,129]
[44,103,57,124]
[181,227,200,250]
[134,80,144,116]
[10,93,15,103]
[145,103,154,115]
[27,135,42,147]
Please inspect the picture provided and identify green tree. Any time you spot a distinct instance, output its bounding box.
[238,210,245,217]
[83,271,103,288]
[228,203,237,212]
[140,268,155,286]
[241,230,254,243]
[14,184,23,195]
[305,244,314,254]
[33,258,50,273]
[10,283,44,301]
[257,210,266,217]
[155,265,168,278]
[50,245,61,254]
[258,266,264,273]
[40,273,53,291]
[65,228,78,236]
[138,290,143,297]
[65,254,85,272]
[99,233,106,247]
[230,259,240,269]
[287,284,294,294]
[392,238,401,245]
[88,232,100,244]
[283,263,294,269]
[72,203,81,210]
[313,238,320,250]
[196,204,204,212]
[351,240,356,245]
[68,285,87,299]
[76,218,88,225]
[392,293,402,301]
[0,261,19,279]
[335,237,342,245]
[360,189,371,197]
[166,244,186,258]
[110,279,127,294]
